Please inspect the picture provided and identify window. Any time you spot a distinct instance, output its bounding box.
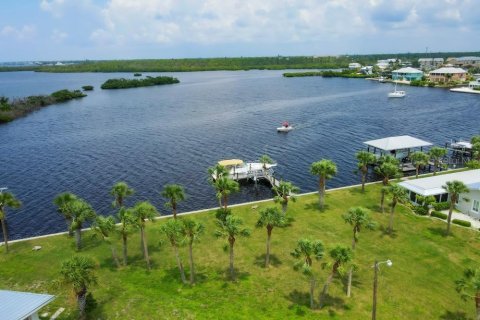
[473,200,479,213]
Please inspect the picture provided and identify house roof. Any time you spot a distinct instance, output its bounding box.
[364,135,432,151]
[398,169,480,196]
[429,67,467,74]
[392,67,423,74]
[455,56,480,61]
[0,290,55,320]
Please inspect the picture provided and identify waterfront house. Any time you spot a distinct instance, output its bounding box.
[391,67,423,81]
[429,67,467,83]
[448,56,480,68]
[418,58,444,71]
[360,66,373,75]
[0,290,55,320]
[468,78,480,90]
[398,169,480,219]
[348,62,361,69]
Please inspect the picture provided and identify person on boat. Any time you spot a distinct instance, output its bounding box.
[282,121,289,128]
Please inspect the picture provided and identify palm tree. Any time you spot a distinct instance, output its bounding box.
[385,185,408,233]
[455,267,480,319]
[92,216,121,268]
[161,184,186,219]
[355,151,376,192]
[215,177,239,211]
[310,159,337,209]
[429,147,447,175]
[70,199,96,251]
[214,214,251,280]
[291,239,324,309]
[375,159,401,213]
[256,207,287,267]
[342,207,376,297]
[259,154,274,170]
[53,192,78,236]
[410,151,429,179]
[117,207,136,266]
[61,256,97,320]
[160,219,187,284]
[471,136,480,161]
[131,201,159,270]
[442,180,470,236]
[110,182,134,208]
[180,218,204,284]
[0,192,21,253]
[207,163,228,183]
[319,246,353,308]
[273,180,299,214]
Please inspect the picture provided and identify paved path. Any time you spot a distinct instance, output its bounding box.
[442,210,480,229]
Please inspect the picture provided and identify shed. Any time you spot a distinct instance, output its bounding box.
[0,290,55,320]
[364,135,432,159]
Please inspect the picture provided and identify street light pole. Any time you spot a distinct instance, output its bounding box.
[372,259,392,320]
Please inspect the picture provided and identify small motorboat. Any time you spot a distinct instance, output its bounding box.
[277,121,293,132]
[388,82,406,98]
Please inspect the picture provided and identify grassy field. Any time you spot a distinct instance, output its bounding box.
[1,183,479,319]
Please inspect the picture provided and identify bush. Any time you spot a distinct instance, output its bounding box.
[431,211,448,220]
[100,76,179,89]
[452,219,471,227]
[413,206,428,216]
[51,89,86,102]
[433,202,450,211]
[82,85,94,91]
[466,160,480,169]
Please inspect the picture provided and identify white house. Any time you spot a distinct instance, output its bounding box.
[348,62,361,69]
[0,290,55,320]
[398,169,480,219]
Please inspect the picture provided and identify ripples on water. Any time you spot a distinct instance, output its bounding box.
[0,71,479,239]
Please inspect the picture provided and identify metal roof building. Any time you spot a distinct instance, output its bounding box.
[364,135,432,152]
[0,290,55,320]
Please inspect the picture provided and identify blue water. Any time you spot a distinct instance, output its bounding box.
[0,70,479,240]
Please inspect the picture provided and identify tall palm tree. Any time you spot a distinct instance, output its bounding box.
[355,151,376,192]
[259,154,274,170]
[92,216,121,268]
[375,159,401,213]
[161,184,186,219]
[256,207,287,267]
[110,182,134,208]
[0,192,21,253]
[385,185,408,233]
[180,218,204,284]
[273,180,299,214]
[455,267,480,319]
[70,199,96,251]
[53,192,78,236]
[310,159,337,209]
[429,147,447,175]
[442,180,470,236]
[214,214,251,280]
[160,219,187,284]
[410,151,429,179]
[117,207,136,266]
[207,164,228,183]
[60,256,97,320]
[291,239,324,309]
[319,246,353,308]
[342,207,376,297]
[131,201,159,270]
[215,177,239,211]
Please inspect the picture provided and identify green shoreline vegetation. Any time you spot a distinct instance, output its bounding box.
[0,89,86,123]
[1,178,479,318]
[283,70,371,78]
[100,76,179,89]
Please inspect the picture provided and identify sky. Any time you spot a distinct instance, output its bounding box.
[0,0,479,61]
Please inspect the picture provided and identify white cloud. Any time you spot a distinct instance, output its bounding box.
[40,0,66,17]
[1,25,36,40]
[51,29,68,42]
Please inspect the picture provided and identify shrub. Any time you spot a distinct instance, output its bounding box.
[413,206,428,216]
[100,76,179,89]
[82,85,94,91]
[433,201,450,211]
[431,211,447,220]
[452,219,471,227]
[466,160,480,169]
[51,89,86,102]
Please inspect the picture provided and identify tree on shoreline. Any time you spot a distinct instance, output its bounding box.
[355,151,376,192]
[291,239,324,309]
[70,199,96,251]
[161,219,187,284]
[110,182,134,265]
[180,218,204,284]
[429,147,447,176]
[310,159,337,210]
[410,151,429,179]
[92,216,121,268]
[215,177,239,211]
[256,207,287,268]
[110,182,134,208]
[0,192,21,253]
[116,207,136,266]
[375,156,401,213]
[162,184,186,219]
[385,185,408,233]
[54,192,78,237]
[273,180,299,214]
[131,201,159,270]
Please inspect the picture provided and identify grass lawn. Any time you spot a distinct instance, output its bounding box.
[1,183,479,319]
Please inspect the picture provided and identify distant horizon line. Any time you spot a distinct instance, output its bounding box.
[1,50,480,64]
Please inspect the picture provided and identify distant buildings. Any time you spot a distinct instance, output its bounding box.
[429,67,468,83]
[418,58,444,71]
[348,62,361,69]
[447,56,480,68]
[391,67,423,81]
[360,66,373,75]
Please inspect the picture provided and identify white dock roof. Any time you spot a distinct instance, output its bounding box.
[398,169,480,196]
[364,135,432,151]
[0,290,55,320]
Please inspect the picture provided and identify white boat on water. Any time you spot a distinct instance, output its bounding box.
[213,159,277,182]
[277,121,293,132]
[388,83,406,98]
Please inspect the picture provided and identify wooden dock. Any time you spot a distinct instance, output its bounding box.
[228,168,280,188]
